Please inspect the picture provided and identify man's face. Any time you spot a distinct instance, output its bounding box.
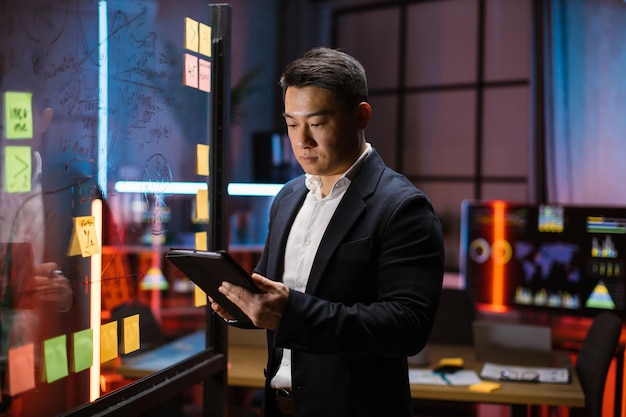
[283,86,364,178]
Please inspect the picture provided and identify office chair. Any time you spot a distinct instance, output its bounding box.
[413,288,477,417]
[428,288,476,345]
[111,301,166,354]
[571,312,622,417]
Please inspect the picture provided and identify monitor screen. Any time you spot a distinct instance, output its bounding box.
[461,200,626,318]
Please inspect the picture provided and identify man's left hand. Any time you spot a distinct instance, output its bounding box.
[217,273,289,330]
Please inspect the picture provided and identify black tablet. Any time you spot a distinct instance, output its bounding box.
[165,249,260,324]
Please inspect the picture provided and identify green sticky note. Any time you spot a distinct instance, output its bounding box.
[43,335,69,383]
[4,146,32,193]
[4,91,33,139]
[72,328,93,373]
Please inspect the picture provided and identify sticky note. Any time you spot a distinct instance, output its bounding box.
[469,381,501,393]
[71,328,93,373]
[100,321,118,363]
[196,144,209,176]
[185,17,199,52]
[198,58,211,93]
[195,231,207,250]
[184,53,199,88]
[4,91,33,139]
[123,314,140,354]
[8,343,35,395]
[195,189,209,221]
[4,146,32,193]
[438,357,464,368]
[42,335,69,383]
[68,215,100,257]
[194,285,207,307]
[193,230,208,306]
[199,23,211,57]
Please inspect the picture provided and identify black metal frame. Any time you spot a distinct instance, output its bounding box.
[59,4,232,417]
[58,349,223,417]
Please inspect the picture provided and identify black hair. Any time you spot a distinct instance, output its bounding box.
[279,47,368,109]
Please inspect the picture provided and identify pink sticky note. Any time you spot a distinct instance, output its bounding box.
[8,344,35,396]
[184,53,199,88]
[199,59,211,93]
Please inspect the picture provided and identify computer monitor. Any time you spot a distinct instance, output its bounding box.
[461,200,626,318]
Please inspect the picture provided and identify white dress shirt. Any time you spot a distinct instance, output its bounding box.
[270,143,372,389]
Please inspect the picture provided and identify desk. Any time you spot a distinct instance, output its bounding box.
[227,344,585,416]
[116,331,207,379]
[116,330,268,388]
[117,335,584,413]
[411,345,584,409]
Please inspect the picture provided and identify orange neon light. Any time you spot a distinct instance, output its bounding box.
[492,201,505,307]
[90,199,102,401]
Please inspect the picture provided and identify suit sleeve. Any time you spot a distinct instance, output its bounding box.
[273,192,444,357]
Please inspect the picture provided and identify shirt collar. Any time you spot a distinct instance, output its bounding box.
[305,143,372,195]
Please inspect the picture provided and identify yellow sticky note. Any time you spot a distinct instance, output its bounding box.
[100,321,118,363]
[71,328,93,373]
[42,335,69,383]
[8,343,35,396]
[196,144,209,176]
[184,53,199,88]
[195,231,207,251]
[199,23,211,57]
[123,314,140,354]
[194,285,207,307]
[4,146,32,193]
[438,357,464,368]
[469,381,501,393]
[68,230,81,256]
[4,91,33,139]
[184,17,199,52]
[68,216,100,257]
[195,189,209,221]
[198,58,211,93]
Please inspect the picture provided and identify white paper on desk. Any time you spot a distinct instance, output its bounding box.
[409,369,482,386]
[480,362,570,384]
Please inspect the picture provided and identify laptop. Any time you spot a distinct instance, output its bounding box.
[472,320,553,366]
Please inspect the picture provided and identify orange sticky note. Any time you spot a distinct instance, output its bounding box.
[469,382,501,393]
[195,231,207,251]
[100,321,118,363]
[194,285,208,307]
[123,314,140,354]
[195,189,209,221]
[196,144,209,176]
[8,343,35,396]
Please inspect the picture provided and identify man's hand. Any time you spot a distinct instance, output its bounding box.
[33,262,72,312]
[210,273,289,330]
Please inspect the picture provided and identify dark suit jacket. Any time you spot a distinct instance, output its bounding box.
[255,149,444,417]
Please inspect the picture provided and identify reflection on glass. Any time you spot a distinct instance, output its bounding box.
[1,0,214,414]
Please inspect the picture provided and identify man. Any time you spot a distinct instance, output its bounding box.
[211,47,444,417]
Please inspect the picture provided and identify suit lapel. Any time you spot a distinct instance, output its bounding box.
[305,150,385,294]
